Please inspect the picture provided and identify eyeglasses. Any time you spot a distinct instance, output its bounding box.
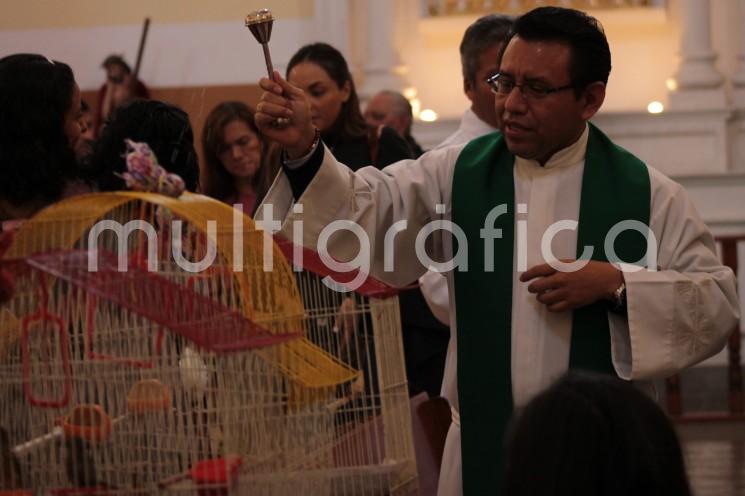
[486,73,574,100]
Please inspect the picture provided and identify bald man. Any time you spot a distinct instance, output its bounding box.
[365,90,424,157]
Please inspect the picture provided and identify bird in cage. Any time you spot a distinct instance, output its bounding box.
[0,164,417,494]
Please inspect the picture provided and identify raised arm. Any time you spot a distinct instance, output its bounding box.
[254,74,464,287]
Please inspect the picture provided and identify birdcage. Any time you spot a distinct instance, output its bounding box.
[0,192,417,495]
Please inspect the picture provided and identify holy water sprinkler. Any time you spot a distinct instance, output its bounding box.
[245,8,275,79]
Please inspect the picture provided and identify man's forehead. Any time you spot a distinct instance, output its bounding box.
[368,94,391,110]
[499,36,571,76]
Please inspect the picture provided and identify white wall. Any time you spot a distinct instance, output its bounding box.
[0,0,317,90]
[2,1,742,113]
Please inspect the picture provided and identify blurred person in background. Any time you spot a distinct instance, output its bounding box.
[365,90,424,158]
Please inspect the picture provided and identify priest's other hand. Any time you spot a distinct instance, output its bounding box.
[520,260,624,313]
[256,71,316,159]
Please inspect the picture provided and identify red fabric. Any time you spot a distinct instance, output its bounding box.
[190,455,242,484]
[272,236,406,299]
[0,230,15,303]
[93,79,151,138]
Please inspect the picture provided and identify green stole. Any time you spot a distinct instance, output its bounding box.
[451,123,651,495]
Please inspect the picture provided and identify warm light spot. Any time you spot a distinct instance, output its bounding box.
[419,109,438,122]
[666,78,678,91]
[403,86,418,100]
[410,98,422,118]
[647,101,664,114]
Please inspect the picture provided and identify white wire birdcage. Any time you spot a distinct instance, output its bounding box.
[0,192,416,495]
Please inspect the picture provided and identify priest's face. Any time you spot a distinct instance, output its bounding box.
[494,36,604,165]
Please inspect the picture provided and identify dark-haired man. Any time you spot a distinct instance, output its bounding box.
[254,7,739,495]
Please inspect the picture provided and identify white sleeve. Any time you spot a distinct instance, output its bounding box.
[609,168,740,379]
[256,145,464,288]
[419,270,451,325]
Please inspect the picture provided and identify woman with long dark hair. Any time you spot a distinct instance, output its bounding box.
[0,53,87,224]
[286,42,413,170]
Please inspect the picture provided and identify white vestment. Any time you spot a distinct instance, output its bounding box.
[256,124,739,496]
[434,108,497,151]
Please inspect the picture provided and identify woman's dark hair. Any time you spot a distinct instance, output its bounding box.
[504,372,691,496]
[88,99,199,192]
[286,42,367,142]
[506,7,612,96]
[200,101,279,211]
[0,53,79,210]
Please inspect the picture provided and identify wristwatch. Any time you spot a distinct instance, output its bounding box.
[610,282,627,312]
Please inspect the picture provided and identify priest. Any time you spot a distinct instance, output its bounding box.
[254,6,740,496]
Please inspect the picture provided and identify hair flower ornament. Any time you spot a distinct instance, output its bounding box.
[119,139,185,198]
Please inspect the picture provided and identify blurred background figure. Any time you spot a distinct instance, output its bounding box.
[80,99,95,142]
[364,90,424,158]
[201,101,279,216]
[286,42,413,170]
[0,53,89,227]
[435,14,513,149]
[75,99,96,167]
[88,99,199,192]
[504,372,692,496]
[94,54,150,137]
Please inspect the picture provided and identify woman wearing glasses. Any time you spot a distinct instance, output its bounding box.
[201,101,279,216]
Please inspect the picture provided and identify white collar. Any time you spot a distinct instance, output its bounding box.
[515,124,589,170]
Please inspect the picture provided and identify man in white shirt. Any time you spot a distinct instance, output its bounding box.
[254,6,740,496]
[436,14,513,150]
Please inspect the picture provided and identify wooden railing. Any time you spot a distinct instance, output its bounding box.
[665,235,744,422]
[425,0,654,17]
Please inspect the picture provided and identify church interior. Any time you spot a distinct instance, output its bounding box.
[1,0,744,494]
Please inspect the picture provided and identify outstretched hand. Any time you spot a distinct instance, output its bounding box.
[255,71,316,158]
[520,260,623,313]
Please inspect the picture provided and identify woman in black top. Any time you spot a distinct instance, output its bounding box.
[286,43,413,170]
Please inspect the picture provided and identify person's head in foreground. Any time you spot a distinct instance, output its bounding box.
[493,7,609,165]
[504,372,691,496]
[0,53,85,220]
[89,99,199,192]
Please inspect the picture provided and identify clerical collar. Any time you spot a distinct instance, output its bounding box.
[515,123,589,170]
